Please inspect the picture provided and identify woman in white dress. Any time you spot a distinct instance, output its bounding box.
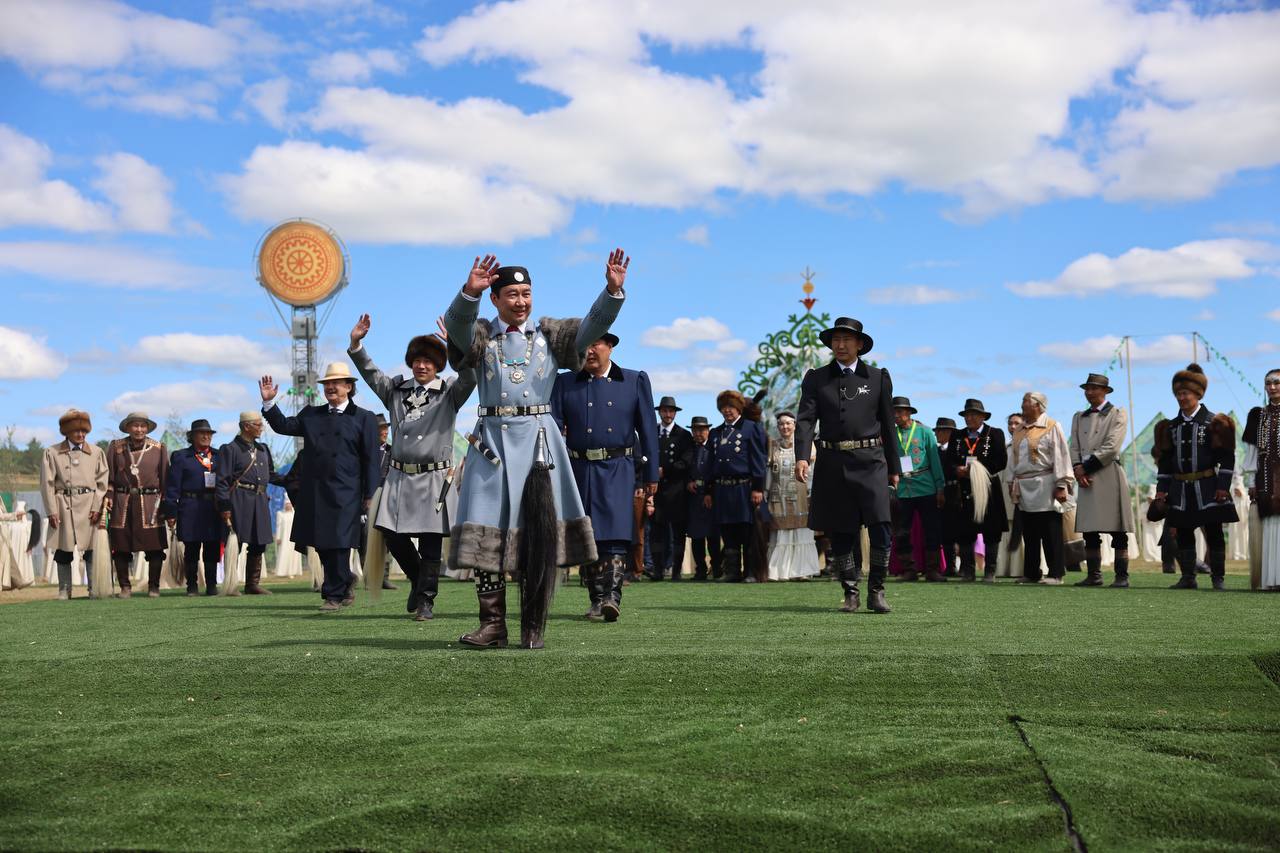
[765,412,820,581]
[1243,369,1280,590]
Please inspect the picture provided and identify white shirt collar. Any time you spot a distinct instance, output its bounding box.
[329,399,351,413]
[836,356,859,372]
[496,317,529,335]
[1181,405,1202,421]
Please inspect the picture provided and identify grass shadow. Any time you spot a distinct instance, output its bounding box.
[253,637,504,652]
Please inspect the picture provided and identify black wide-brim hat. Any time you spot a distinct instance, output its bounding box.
[890,396,917,414]
[597,332,619,347]
[934,417,957,430]
[186,418,216,441]
[958,398,992,419]
[494,265,531,293]
[375,414,390,428]
[818,316,873,354]
[689,416,710,428]
[655,395,682,411]
[1080,373,1114,393]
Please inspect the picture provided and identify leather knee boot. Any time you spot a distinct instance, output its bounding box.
[1076,544,1104,586]
[582,561,604,621]
[113,554,133,598]
[56,562,72,600]
[834,553,859,613]
[459,576,508,648]
[183,555,199,595]
[414,559,440,621]
[203,557,219,596]
[147,556,164,597]
[923,547,946,583]
[722,547,742,583]
[601,556,626,622]
[245,552,271,595]
[1110,550,1130,588]
[1208,546,1226,591]
[1170,546,1198,589]
[957,541,976,582]
[868,547,892,613]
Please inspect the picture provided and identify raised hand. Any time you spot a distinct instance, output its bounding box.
[464,254,500,297]
[605,248,630,293]
[259,375,279,403]
[350,313,371,347]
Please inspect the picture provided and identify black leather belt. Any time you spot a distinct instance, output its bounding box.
[115,487,160,496]
[235,482,266,494]
[818,437,882,451]
[182,490,215,498]
[391,459,451,474]
[568,446,633,462]
[716,477,750,486]
[57,487,94,496]
[477,404,551,417]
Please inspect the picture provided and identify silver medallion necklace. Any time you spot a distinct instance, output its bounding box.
[128,442,149,478]
[496,330,534,383]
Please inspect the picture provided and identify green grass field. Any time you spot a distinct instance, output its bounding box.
[2,570,1277,852]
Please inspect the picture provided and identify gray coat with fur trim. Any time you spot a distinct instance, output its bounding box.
[442,286,625,573]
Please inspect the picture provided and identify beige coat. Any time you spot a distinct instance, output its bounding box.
[1069,403,1134,533]
[40,440,109,552]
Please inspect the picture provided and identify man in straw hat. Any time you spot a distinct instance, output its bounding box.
[650,395,694,581]
[942,399,1009,582]
[39,409,108,599]
[1009,392,1073,584]
[1153,363,1238,590]
[552,332,658,622]
[794,316,900,613]
[215,410,276,596]
[348,313,476,619]
[889,396,946,583]
[441,250,630,649]
[1069,374,1135,588]
[162,419,222,595]
[261,362,381,610]
[105,412,170,597]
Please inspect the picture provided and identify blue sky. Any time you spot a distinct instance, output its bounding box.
[1,0,1277,451]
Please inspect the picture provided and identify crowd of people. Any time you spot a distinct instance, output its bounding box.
[29,251,1280,649]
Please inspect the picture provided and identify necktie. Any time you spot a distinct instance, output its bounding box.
[661,428,668,439]
[506,324,520,333]
[330,407,340,415]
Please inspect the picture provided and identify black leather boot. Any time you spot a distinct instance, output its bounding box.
[582,561,604,621]
[245,552,271,595]
[1076,545,1104,586]
[722,547,742,583]
[1169,545,1198,589]
[1110,550,1130,588]
[184,557,199,596]
[601,555,627,622]
[868,548,892,613]
[1208,546,1226,591]
[923,547,946,583]
[834,553,859,613]
[459,577,508,648]
[113,554,133,598]
[414,559,440,621]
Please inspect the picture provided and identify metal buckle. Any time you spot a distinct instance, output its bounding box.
[585,448,607,462]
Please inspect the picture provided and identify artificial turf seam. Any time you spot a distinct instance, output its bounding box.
[1008,715,1089,853]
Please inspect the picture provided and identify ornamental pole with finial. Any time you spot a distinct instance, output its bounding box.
[800,266,817,312]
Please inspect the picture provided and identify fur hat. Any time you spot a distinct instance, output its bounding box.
[58,408,92,436]
[716,389,746,413]
[1172,362,1207,398]
[405,334,447,371]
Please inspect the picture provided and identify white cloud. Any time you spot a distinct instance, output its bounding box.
[715,339,746,353]
[130,333,289,379]
[0,125,113,231]
[865,285,969,305]
[0,325,69,380]
[107,381,253,419]
[0,0,235,71]
[1008,239,1275,299]
[28,403,78,418]
[0,126,179,233]
[1270,309,1280,321]
[1037,334,1194,366]
[645,366,735,393]
[92,153,174,233]
[1212,220,1279,238]
[5,425,60,447]
[1194,309,1215,322]
[679,224,710,246]
[220,141,569,245]
[0,241,232,290]
[309,49,403,84]
[640,317,732,350]
[243,77,292,130]
[892,345,937,359]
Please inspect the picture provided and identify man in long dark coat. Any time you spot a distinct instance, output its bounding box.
[942,399,1008,582]
[650,395,694,580]
[794,317,900,613]
[215,411,275,595]
[162,419,222,595]
[686,415,719,581]
[260,362,381,610]
[552,333,658,622]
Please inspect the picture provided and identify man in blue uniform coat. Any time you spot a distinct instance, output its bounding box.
[215,411,276,596]
[705,390,767,582]
[162,419,222,596]
[795,317,901,614]
[552,332,658,622]
[259,362,381,610]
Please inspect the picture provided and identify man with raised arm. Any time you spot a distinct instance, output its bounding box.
[443,250,630,650]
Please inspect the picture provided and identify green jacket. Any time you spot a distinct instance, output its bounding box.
[893,419,945,499]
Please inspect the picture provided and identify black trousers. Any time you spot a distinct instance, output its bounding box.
[957,530,1001,577]
[891,495,941,574]
[1083,531,1129,551]
[384,532,444,599]
[182,540,219,590]
[1021,511,1064,580]
[690,532,721,578]
[830,524,891,558]
[318,548,354,601]
[650,519,687,577]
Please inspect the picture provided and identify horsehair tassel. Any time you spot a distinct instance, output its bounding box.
[519,427,559,643]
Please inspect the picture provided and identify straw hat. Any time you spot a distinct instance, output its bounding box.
[117,412,157,433]
[320,362,358,383]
